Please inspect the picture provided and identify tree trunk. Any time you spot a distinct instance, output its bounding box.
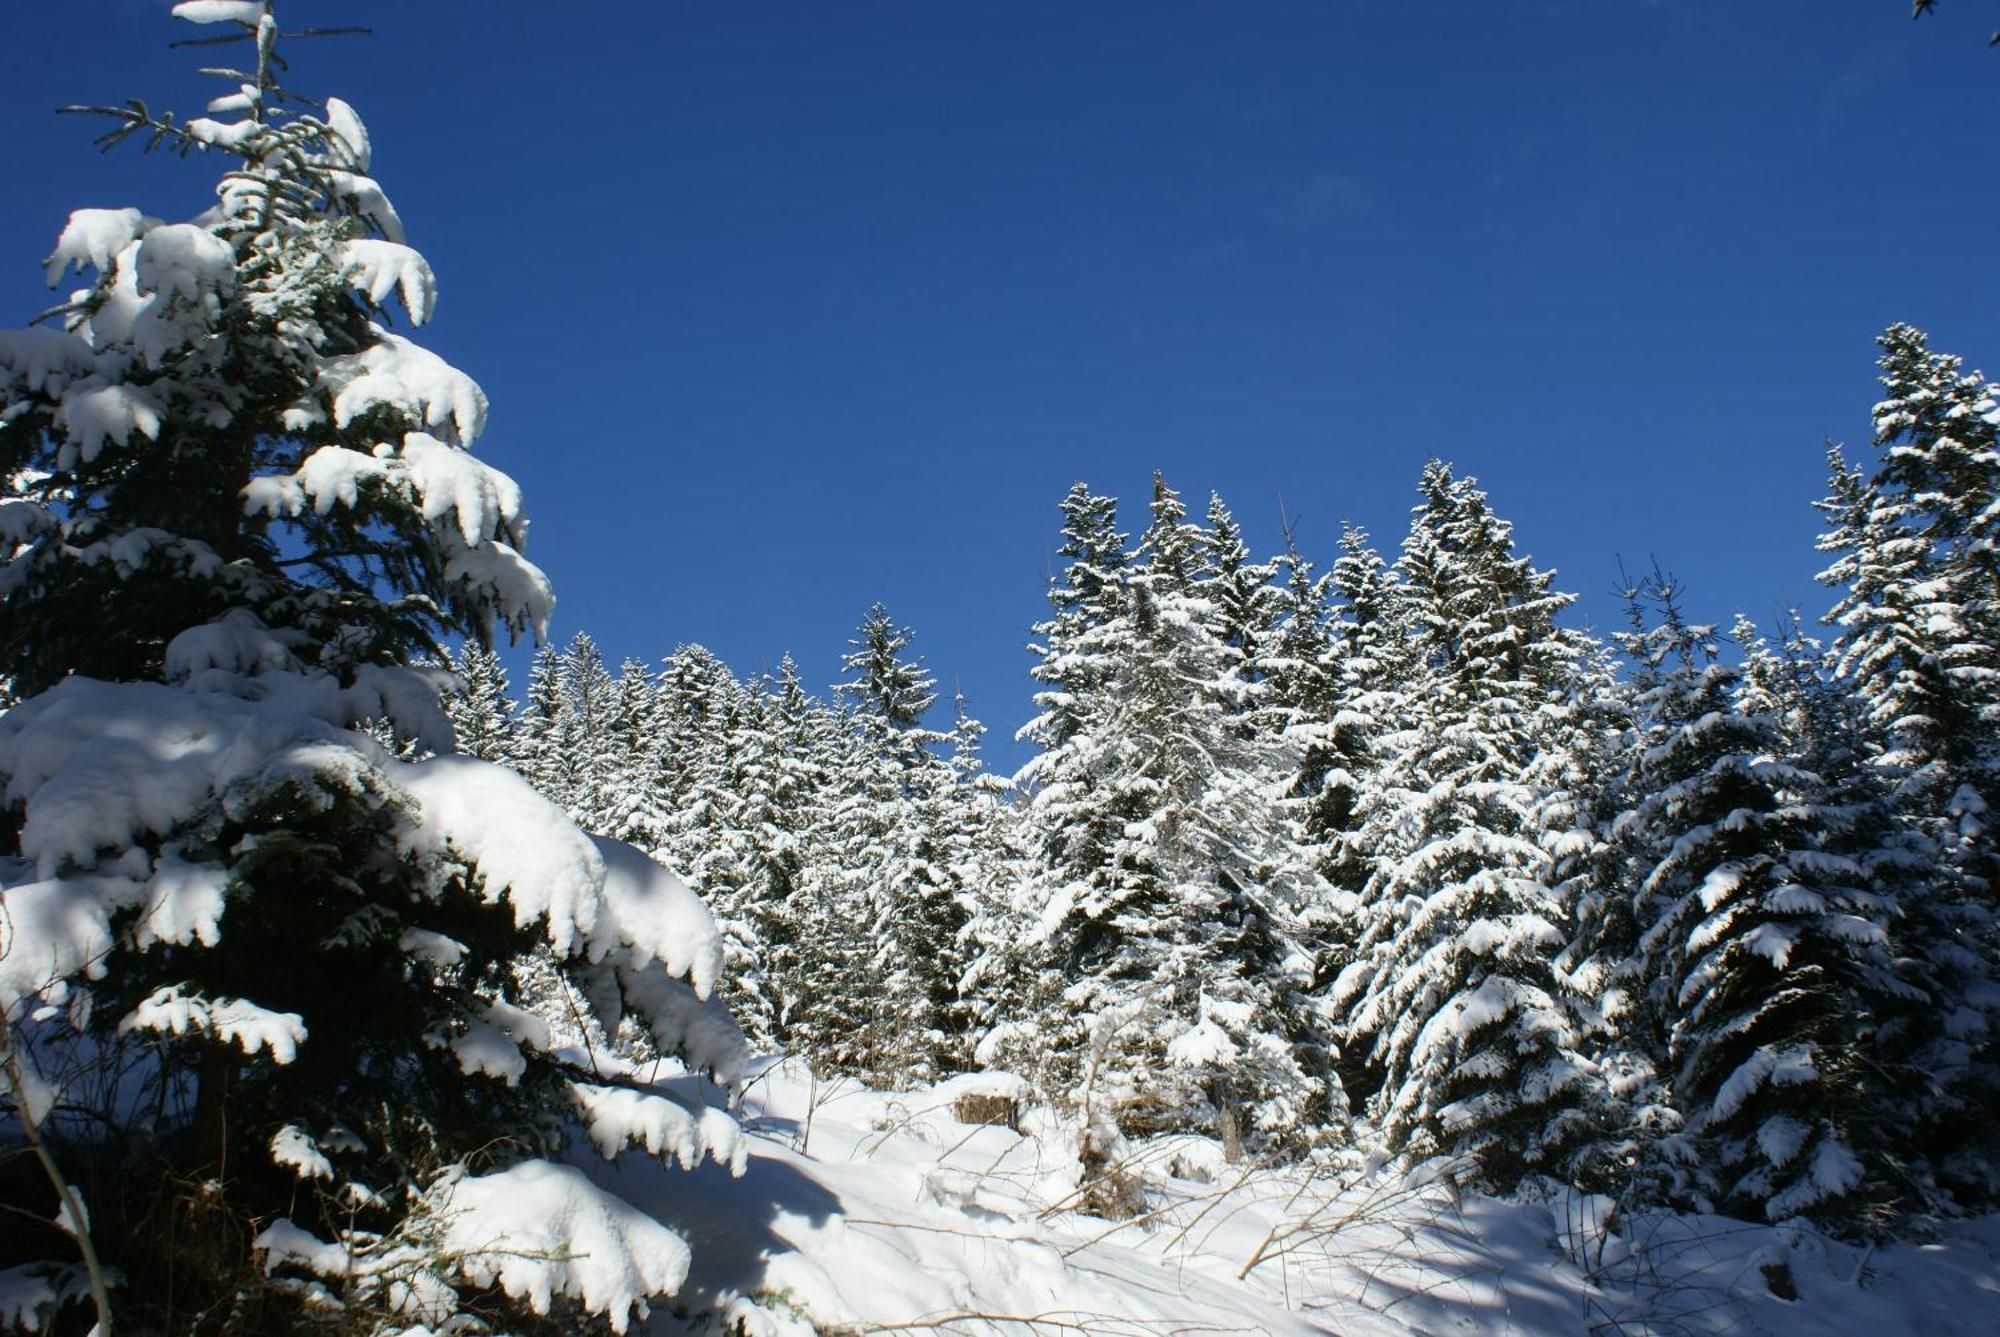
[1211,1075,1244,1163]
[190,1045,232,1176]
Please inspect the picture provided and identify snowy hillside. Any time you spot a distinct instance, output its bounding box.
[605,1057,2000,1336]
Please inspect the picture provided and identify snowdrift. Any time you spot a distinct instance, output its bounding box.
[568,1057,2000,1335]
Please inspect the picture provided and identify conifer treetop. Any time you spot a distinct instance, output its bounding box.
[1,0,551,701]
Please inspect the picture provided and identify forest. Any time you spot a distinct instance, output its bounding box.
[3,2,2000,1335]
[447,378,2000,1233]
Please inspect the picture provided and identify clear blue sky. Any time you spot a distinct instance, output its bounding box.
[6,2,1999,768]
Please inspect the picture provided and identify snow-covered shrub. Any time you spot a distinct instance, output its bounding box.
[0,4,743,1331]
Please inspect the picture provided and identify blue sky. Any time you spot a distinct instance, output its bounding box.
[6,2,1999,767]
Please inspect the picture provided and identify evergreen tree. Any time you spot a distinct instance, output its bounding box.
[1817,439,1995,876]
[515,642,573,807]
[1816,326,2000,1207]
[1202,492,1285,688]
[0,9,742,1330]
[544,632,626,838]
[441,641,519,765]
[830,605,973,1082]
[1008,477,1329,1166]
[708,666,816,1051]
[1331,462,1600,1190]
[1619,590,1916,1227]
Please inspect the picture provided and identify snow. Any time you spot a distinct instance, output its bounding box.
[930,1069,1031,1103]
[1712,1044,1818,1124]
[0,677,727,1072]
[131,224,235,302]
[322,97,372,171]
[340,239,435,323]
[0,328,96,399]
[164,609,299,681]
[315,329,487,445]
[0,1265,89,1333]
[398,928,467,967]
[205,85,259,116]
[270,1124,335,1181]
[450,1015,527,1085]
[440,538,555,639]
[432,1160,691,1334]
[1765,1136,1867,1220]
[133,855,230,948]
[42,207,157,287]
[1165,1015,1239,1067]
[3,1040,60,1126]
[1759,1115,1809,1167]
[325,170,407,244]
[0,876,131,1019]
[1768,884,1828,915]
[54,381,163,465]
[119,985,307,1062]
[250,1219,347,1280]
[571,1082,748,1174]
[171,1,266,23]
[610,965,748,1088]
[591,834,727,999]
[181,117,263,154]
[0,676,349,876]
[393,753,605,956]
[1743,920,1801,970]
[584,1060,2000,1335]
[244,435,529,561]
[402,431,527,544]
[1696,861,1745,913]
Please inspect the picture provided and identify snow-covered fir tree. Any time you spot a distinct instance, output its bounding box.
[441,641,519,766]
[1330,462,1601,1190]
[1816,326,2000,1209]
[1203,492,1287,689]
[0,8,744,1329]
[829,605,976,1083]
[1614,580,1916,1225]
[1003,477,1331,1171]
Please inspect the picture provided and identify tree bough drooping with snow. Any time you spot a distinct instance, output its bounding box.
[0,4,744,1332]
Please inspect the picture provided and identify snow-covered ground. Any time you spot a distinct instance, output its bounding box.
[591,1059,2000,1335]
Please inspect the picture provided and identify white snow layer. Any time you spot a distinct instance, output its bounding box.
[171,1,267,25]
[0,677,729,1037]
[118,985,307,1063]
[269,1124,335,1181]
[132,224,235,302]
[322,97,372,171]
[43,207,157,287]
[340,239,435,323]
[54,382,163,464]
[163,608,299,681]
[582,1059,2000,1336]
[433,1160,691,1334]
[572,1082,748,1174]
[311,329,487,444]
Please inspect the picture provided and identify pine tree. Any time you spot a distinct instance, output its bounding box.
[441,642,520,765]
[1202,492,1285,688]
[1318,523,1400,897]
[1817,441,1994,871]
[1008,477,1328,1167]
[1331,462,1600,1190]
[0,10,742,1329]
[1815,326,2000,1208]
[1617,589,1917,1227]
[706,666,815,1051]
[515,642,573,807]
[829,605,974,1083]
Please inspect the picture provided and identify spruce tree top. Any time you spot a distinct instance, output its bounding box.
[0,0,551,700]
